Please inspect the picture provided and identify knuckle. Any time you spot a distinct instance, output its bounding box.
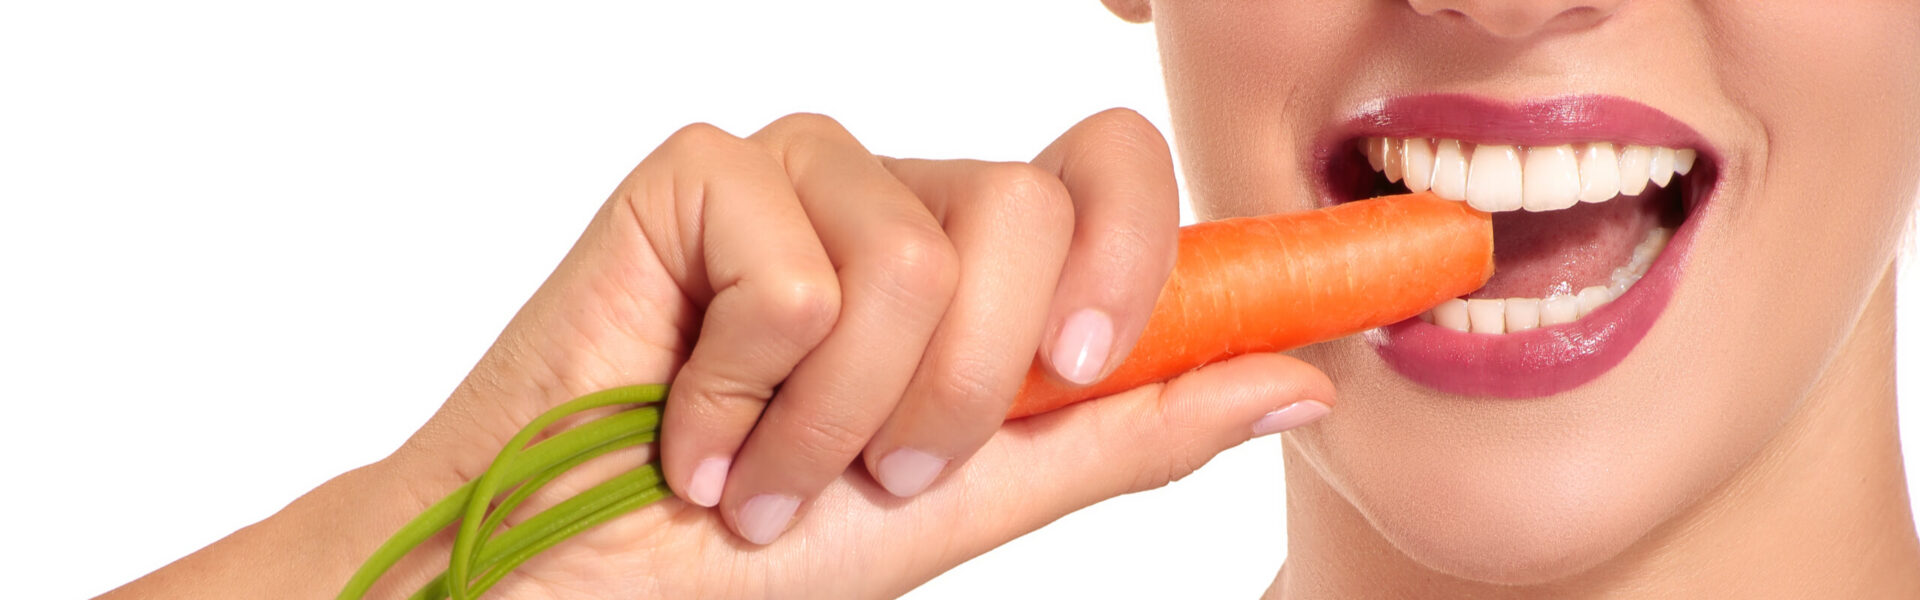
[1082,107,1162,147]
[969,161,1056,198]
[1097,223,1158,277]
[1162,439,1213,485]
[1153,415,1215,487]
[766,112,853,144]
[662,122,743,156]
[1135,451,1212,493]
[1086,107,1153,131]
[868,227,960,303]
[970,162,1074,227]
[1069,109,1174,176]
[756,274,842,345]
[677,359,776,406]
[1119,393,1211,492]
[927,357,1009,416]
[787,413,870,460]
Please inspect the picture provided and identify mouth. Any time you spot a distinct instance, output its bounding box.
[1316,94,1719,398]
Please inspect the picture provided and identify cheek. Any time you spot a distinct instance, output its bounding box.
[1154,2,1377,219]
[1704,0,1920,280]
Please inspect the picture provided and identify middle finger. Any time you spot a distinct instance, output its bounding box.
[721,114,959,545]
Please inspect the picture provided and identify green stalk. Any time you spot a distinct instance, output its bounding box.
[448,387,667,599]
[473,430,649,548]
[409,468,668,600]
[461,481,672,599]
[336,385,668,600]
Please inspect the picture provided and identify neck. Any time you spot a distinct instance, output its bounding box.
[1275,264,1920,599]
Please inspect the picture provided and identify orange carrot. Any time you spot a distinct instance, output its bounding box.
[1007,191,1493,419]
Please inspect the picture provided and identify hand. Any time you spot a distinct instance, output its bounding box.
[375,109,1335,599]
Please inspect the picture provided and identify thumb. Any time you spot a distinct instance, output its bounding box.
[959,352,1333,537]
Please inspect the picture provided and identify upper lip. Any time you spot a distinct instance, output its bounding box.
[1313,93,1717,205]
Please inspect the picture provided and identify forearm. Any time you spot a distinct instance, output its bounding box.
[99,458,441,600]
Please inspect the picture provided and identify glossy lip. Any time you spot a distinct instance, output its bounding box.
[1315,94,1719,398]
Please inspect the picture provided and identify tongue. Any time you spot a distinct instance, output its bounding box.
[1467,191,1666,299]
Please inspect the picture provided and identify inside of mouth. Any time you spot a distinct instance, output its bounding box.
[1470,192,1681,298]
[1335,139,1703,308]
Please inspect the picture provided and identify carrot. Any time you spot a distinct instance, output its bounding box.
[339,191,1493,599]
[1010,191,1493,418]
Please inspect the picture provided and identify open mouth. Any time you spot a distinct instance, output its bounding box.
[1317,94,1718,398]
[1350,137,1699,332]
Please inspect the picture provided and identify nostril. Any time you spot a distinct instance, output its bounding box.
[1407,0,1622,39]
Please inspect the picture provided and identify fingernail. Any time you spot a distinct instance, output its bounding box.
[1252,400,1331,437]
[685,457,730,507]
[1052,308,1114,385]
[876,447,949,498]
[737,494,800,545]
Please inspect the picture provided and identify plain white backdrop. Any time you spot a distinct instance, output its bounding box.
[2,2,1915,598]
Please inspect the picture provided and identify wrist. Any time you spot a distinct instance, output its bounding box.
[96,458,438,600]
[336,449,482,599]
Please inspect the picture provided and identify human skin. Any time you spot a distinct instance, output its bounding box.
[100,1,1920,599]
[1109,0,1920,596]
[102,90,1334,600]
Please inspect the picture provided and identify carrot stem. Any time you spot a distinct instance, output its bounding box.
[334,387,665,600]
[448,386,668,599]
[472,430,644,551]
[410,468,669,600]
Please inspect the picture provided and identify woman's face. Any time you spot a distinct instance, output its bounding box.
[1140,0,1920,584]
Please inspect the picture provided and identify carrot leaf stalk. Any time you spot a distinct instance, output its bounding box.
[335,385,670,600]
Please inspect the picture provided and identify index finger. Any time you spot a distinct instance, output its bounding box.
[1029,108,1182,388]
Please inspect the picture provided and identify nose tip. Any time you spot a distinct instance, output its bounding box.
[1408,0,1623,38]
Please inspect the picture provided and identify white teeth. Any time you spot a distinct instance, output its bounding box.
[1430,139,1470,201]
[1418,227,1674,333]
[1383,137,1404,184]
[1403,138,1435,193]
[1503,297,1541,332]
[1467,298,1507,334]
[1363,137,1697,211]
[1577,142,1621,203]
[1539,294,1582,326]
[1616,144,1652,196]
[1576,286,1613,318]
[1466,144,1523,212]
[1607,270,1633,298]
[1648,146,1676,188]
[1433,298,1470,331]
[1521,144,1580,212]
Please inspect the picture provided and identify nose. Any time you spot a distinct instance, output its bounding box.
[1407,0,1623,38]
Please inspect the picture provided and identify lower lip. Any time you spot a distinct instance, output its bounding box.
[1369,195,1702,399]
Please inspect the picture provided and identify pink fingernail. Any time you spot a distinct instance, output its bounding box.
[737,494,800,545]
[685,457,730,507]
[1052,308,1113,385]
[1252,401,1330,437]
[876,447,948,498]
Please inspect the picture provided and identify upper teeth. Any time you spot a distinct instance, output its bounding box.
[1365,137,1697,213]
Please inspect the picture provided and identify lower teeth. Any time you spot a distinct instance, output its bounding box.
[1420,227,1673,334]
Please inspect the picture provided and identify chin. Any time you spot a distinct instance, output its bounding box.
[1348,463,1659,585]
[1284,340,1758,587]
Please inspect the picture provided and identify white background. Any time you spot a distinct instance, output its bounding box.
[1,2,1914,599]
